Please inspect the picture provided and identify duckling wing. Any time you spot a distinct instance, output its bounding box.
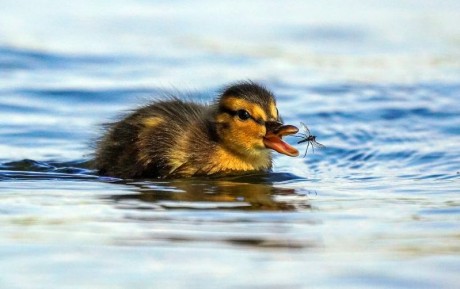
[95,99,211,178]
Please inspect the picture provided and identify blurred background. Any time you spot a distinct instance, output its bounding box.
[0,0,460,159]
[1,1,460,289]
[1,0,460,159]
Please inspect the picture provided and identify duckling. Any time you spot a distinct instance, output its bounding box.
[94,81,299,179]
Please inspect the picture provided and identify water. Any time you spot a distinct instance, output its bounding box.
[1,1,460,288]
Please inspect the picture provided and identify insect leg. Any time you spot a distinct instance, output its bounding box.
[304,142,310,157]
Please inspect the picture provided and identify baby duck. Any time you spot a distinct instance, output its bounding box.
[94,81,299,178]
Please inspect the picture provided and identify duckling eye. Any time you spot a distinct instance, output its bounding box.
[236,109,251,121]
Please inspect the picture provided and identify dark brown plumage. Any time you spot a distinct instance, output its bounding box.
[94,81,299,179]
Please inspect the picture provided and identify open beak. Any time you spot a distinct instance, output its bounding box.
[263,121,299,157]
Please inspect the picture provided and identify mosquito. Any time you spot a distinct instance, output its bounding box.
[295,122,325,157]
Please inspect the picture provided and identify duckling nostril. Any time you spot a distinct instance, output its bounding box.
[265,121,283,132]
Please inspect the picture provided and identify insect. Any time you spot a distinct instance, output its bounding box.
[295,122,325,157]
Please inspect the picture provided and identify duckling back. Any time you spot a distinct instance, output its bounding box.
[94,98,211,178]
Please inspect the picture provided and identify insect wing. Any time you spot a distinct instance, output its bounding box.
[311,140,325,149]
[300,122,311,135]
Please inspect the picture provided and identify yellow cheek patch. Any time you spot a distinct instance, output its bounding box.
[221,97,267,122]
[142,116,164,128]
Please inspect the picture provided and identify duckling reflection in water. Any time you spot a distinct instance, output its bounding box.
[110,179,310,211]
[94,81,299,179]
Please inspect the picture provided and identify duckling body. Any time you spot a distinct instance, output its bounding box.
[94,82,298,179]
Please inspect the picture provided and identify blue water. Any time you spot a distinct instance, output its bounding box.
[1,1,460,288]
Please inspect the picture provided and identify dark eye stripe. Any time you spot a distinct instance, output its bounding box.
[253,117,265,125]
[220,106,238,117]
[220,107,265,125]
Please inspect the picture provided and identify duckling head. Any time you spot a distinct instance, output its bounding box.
[214,81,299,159]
